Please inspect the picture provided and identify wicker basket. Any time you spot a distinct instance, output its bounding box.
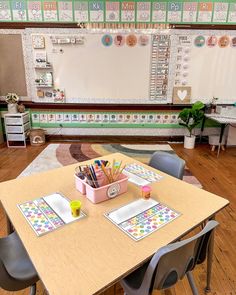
[29,129,45,146]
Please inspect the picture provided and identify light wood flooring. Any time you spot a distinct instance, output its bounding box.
[0,142,236,295]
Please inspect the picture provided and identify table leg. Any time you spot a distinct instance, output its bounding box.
[217,124,226,158]
[200,115,206,143]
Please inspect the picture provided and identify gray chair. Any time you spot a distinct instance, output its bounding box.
[121,220,218,295]
[149,151,186,179]
[0,231,39,294]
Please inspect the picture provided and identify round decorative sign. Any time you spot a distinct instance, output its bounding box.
[138,35,149,46]
[207,36,217,48]
[102,34,113,47]
[126,34,137,47]
[231,37,236,48]
[194,36,205,47]
[114,35,125,47]
[218,35,230,48]
[107,183,121,198]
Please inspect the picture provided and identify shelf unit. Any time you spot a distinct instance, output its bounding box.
[4,112,30,148]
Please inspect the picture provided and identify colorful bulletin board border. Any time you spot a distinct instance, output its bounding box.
[0,0,235,24]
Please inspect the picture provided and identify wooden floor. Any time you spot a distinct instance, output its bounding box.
[0,142,236,295]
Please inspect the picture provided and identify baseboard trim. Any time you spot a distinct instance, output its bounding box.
[47,134,184,143]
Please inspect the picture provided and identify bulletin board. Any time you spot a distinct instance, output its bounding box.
[0,33,27,98]
[171,30,236,104]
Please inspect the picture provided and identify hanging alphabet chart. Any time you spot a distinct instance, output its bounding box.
[18,193,86,236]
[105,198,181,241]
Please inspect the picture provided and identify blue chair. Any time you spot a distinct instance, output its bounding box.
[149,151,186,180]
[121,220,218,295]
[0,231,39,294]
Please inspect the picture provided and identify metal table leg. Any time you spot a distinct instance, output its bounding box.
[217,123,226,158]
[200,115,206,143]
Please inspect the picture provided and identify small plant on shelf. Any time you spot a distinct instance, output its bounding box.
[5,93,19,114]
[178,101,205,149]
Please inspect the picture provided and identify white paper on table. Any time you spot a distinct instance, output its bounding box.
[43,193,85,224]
[106,198,158,224]
[122,170,150,186]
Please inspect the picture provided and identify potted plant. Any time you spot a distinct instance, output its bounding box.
[178,101,205,149]
[5,93,19,114]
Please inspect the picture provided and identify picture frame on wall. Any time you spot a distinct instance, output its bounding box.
[172,86,191,104]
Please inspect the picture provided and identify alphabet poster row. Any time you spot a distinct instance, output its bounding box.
[1,1,236,24]
[31,112,179,125]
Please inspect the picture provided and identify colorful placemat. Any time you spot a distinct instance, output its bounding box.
[18,193,86,237]
[123,163,163,184]
[104,198,180,241]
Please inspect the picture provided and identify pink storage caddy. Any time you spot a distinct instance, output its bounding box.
[74,174,128,204]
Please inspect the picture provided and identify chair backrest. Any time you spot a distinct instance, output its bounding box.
[0,232,38,292]
[146,221,218,291]
[149,151,185,180]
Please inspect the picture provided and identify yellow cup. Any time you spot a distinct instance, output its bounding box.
[70,200,81,217]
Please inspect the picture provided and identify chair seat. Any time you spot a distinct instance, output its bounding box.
[0,231,38,281]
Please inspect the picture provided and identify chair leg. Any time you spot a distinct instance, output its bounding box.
[187,272,199,295]
[29,283,37,295]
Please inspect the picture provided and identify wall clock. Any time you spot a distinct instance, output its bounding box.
[32,35,45,49]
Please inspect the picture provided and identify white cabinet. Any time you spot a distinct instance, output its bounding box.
[4,112,30,148]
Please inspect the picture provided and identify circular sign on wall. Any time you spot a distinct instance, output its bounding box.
[207,36,217,48]
[114,35,125,47]
[126,34,137,47]
[231,37,236,48]
[218,35,230,48]
[102,34,113,47]
[138,35,149,46]
[194,35,205,47]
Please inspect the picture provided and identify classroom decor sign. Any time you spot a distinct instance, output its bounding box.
[1,0,236,24]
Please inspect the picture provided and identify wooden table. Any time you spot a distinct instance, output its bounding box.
[0,153,229,295]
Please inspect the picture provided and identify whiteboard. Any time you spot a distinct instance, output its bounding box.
[173,30,236,104]
[45,33,152,103]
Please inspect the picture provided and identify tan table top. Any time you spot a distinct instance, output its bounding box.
[0,153,229,295]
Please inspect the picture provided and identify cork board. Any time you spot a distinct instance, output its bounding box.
[0,34,27,97]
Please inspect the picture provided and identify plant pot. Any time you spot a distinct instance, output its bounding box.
[184,135,196,149]
[7,104,18,114]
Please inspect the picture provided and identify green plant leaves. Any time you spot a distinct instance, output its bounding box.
[178,101,205,137]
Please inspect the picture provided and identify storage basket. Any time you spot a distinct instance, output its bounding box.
[75,174,128,204]
[29,129,45,146]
